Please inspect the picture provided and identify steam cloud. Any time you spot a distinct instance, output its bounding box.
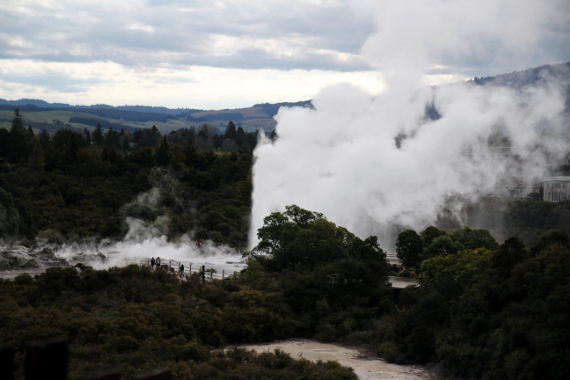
[54,169,245,273]
[250,0,570,251]
[54,218,244,274]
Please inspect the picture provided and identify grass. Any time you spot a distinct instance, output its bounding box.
[0,108,276,134]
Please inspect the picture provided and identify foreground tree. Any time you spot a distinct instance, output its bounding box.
[395,229,423,272]
[251,204,385,272]
[248,205,393,339]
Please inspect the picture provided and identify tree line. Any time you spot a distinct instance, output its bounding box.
[0,110,256,248]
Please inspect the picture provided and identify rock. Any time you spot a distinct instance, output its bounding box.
[43,257,69,267]
[72,252,88,261]
[0,257,10,270]
[97,252,107,261]
[4,247,39,269]
[39,247,55,258]
[21,258,40,269]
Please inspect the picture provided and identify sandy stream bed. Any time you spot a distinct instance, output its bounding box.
[241,339,434,380]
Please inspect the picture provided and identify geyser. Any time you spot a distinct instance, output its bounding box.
[249,0,570,250]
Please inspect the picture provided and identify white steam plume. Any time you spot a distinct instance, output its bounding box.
[250,0,570,250]
[53,169,245,273]
[54,217,244,273]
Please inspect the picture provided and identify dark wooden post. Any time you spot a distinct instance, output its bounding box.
[0,344,14,380]
[201,265,205,284]
[132,367,171,380]
[25,337,68,380]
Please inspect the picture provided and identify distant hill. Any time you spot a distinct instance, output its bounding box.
[467,62,570,112]
[0,98,313,135]
[1,62,569,135]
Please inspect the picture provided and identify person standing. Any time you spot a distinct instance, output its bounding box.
[151,257,155,269]
[156,257,161,269]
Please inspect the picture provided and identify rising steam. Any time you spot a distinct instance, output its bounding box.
[250,0,570,250]
[54,169,245,273]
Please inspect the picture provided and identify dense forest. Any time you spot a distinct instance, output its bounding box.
[0,110,255,248]
[1,109,570,379]
[1,205,569,379]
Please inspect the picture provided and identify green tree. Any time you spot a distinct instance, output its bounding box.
[29,136,45,169]
[251,205,385,272]
[451,226,499,251]
[11,108,25,134]
[419,225,447,246]
[84,128,92,145]
[104,126,121,150]
[395,230,423,271]
[7,108,31,163]
[224,121,237,140]
[0,186,21,237]
[93,123,104,146]
[423,235,463,260]
[492,237,528,279]
[156,137,170,166]
[421,248,493,292]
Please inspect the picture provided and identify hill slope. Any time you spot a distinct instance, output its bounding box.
[1,61,568,135]
[0,99,313,135]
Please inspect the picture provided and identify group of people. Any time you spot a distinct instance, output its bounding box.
[150,256,186,275]
[195,239,203,247]
[150,256,161,269]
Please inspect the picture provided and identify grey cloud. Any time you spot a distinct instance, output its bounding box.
[0,0,375,72]
[0,70,107,93]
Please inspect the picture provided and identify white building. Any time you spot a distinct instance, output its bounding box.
[543,176,570,202]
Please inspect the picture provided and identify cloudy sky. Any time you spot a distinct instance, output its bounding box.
[1,0,569,110]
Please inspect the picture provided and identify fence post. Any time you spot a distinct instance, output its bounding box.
[222,270,225,279]
[25,337,68,380]
[0,344,14,380]
[201,265,205,283]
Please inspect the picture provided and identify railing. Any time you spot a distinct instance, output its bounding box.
[0,338,171,380]
[139,260,239,282]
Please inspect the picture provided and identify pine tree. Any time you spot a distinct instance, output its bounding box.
[156,136,170,166]
[7,109,31,163]
[93,123,104,146]
[84,128,92,145]
[11,109,26,135]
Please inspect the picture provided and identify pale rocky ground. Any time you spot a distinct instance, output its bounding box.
[241,339,435,380]
[0,245,69,280]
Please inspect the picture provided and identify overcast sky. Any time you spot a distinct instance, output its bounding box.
[1,0,569,110]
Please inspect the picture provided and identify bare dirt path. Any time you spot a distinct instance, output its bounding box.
[240,339,433,380]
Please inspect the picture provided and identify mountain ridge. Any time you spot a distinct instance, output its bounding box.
[1,62,568,134]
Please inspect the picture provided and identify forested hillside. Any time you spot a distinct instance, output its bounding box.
[2,204,569,379]
[386,227,570,378]
[0,99,313,136]
[0,110,255,248]
[2,104,570,379]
